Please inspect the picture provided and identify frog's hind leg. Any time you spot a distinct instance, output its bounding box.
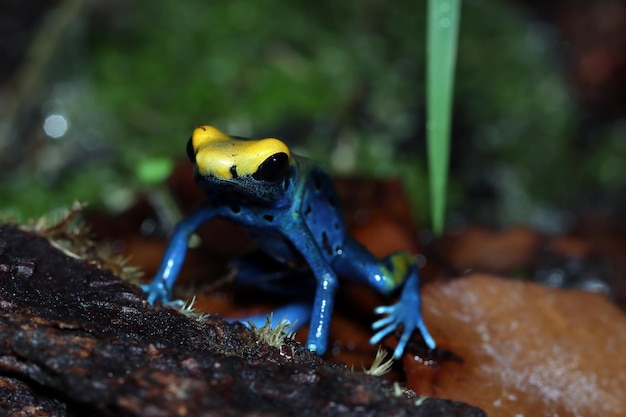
[235,301,311,333]
[334,239,436,358]
[230,250,315,296]
[228,250,314,335]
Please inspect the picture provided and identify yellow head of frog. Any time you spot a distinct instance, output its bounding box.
[188,125,291,182]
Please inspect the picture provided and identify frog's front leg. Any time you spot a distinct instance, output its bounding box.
[335,240,436,358]
[142,205,216,305]
[369,258,436,358]
[282,223,338,355]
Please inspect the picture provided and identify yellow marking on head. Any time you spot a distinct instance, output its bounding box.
[191,125,291,179]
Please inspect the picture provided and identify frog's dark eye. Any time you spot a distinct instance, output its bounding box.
[253,152,289,182]
[186,137,196,163]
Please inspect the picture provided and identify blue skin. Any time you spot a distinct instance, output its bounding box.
[142,135,436,359]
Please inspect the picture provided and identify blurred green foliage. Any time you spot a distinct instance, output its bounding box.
[1,0,624,230]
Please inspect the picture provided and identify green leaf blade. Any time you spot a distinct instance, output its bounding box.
[427,0,461,235]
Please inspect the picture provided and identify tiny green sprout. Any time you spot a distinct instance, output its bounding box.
[392,382,427,405]
[22,201,91,260]
[16,202,144,282]
[179,296,209,321]
[249,314,296,349]
[363,347,394,376]
[414,395,427,406]
[95,243,144,284]
[392,382,405,398]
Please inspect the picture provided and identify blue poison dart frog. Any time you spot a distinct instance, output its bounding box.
[142,125,436,358]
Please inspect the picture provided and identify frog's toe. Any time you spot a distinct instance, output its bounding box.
[416,319,437,350]
[140,282,180,306]
[373,305,395,315]
[370,301,436,357]
[393,328,414,359]
[143,288,163,306]
[169,299,186,307]
[369,324,396,346]
[372,314,395,330]
[370,303,399,344]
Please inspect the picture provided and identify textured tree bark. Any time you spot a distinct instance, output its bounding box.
[0,223,484,417]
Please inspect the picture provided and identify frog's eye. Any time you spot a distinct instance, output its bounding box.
[253,152,289,182]
[186,137,196,163]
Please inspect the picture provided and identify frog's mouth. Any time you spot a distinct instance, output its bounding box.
[194,172,291,205]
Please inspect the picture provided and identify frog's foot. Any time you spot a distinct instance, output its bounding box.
[236,301,310,332]
[140,282,184,307]
[370,266,436,358]
[370,301,436,359]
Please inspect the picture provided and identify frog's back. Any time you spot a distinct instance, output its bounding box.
[293,157,348,261]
